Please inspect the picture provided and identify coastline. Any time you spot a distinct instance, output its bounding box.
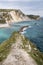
[0,24,9,28]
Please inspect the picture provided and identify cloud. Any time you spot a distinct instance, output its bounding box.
[0,0,42,2]
[24,10,43,16]
[0,0,43,16]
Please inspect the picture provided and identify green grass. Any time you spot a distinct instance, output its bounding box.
[0,19,6,24]
[27,15,40,20]
[21,36,43,65]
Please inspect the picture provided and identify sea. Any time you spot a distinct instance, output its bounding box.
[0,20,43,52]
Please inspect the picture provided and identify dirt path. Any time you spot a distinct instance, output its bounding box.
[2,36,37,65]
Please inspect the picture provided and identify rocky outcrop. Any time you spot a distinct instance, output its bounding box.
[19,26,29,32]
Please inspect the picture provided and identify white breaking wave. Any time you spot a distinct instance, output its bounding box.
[20,31,26,34]
[23,27,28,31]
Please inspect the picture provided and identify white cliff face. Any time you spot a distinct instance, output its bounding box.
[9,11,30,23]
[0,9,40,25]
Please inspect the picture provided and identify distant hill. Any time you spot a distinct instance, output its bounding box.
[27,15,40,20]
[39,17,43,20]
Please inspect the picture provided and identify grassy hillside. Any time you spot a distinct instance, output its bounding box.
[27,15,40,20]
[0,32,43,65]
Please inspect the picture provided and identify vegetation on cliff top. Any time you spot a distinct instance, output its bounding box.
[27,15,40,20]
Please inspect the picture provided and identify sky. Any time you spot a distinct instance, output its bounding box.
[0,0,43,16]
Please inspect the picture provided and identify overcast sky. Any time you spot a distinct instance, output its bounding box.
[0,0,43,16]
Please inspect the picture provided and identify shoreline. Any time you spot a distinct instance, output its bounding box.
[0,24,10,28]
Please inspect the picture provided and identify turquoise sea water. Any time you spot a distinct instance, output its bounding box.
[0,20,43,52]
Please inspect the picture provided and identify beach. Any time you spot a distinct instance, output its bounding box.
[0,24,9,28]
